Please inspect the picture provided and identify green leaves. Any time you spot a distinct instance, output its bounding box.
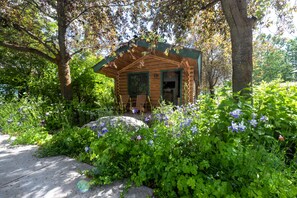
[254,35,295,83]
[14,81,295,197]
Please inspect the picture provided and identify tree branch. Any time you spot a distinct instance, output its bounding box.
[12,23,59,56]
[200,0,220,10]
[26,0,57,20]
[66,0,145,27]
[0,41,56,64]
[70,48,83,57]
[0,16,59,56]
[66,8,89,27]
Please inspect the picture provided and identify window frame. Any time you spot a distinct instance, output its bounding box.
[127,72,150,97]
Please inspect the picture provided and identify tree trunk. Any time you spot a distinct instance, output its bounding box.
[221,0,254,96]
[57,60,72,100]
[208,71,215,97]
[209,84,215,96]
[57,0,72,100]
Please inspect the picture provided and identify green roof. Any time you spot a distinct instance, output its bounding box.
[93,39,202,73]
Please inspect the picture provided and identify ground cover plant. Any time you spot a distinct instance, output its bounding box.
[82,81,297,197]
[0,96,114,145]
[1,82,297,197]
[0,97,50,145]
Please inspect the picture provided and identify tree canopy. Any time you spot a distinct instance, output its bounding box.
[0,0,296,99]
[136,0,296,95]
[253,35,295,83]
[0,0,141,100]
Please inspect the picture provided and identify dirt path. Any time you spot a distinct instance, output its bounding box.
[0,134,153,198]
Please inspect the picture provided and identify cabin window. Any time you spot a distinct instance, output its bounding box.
[128,72,149,97]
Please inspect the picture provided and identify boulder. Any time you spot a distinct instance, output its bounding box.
[82,116,148,133]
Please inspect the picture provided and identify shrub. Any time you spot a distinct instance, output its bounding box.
[86,81,297,197]
[37,127,96,161]
[0,97,50,144]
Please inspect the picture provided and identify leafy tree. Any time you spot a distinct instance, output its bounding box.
[0,0,139,100]
[71,53,114,108]
[139,0,295,96]
[253,35,294,83]
[286,37,297,79]
[0,47,60,99]
[187,21,231,95]
[0,46,114,106]
[200,35,231,95]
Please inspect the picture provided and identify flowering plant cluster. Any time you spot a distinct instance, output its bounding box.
[84,83,297,197]
[228,108,269,133]
[2,82,297,197]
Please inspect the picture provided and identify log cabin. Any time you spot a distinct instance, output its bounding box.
[93,39,202,110]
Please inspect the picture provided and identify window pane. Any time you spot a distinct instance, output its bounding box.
[128,73,149,97]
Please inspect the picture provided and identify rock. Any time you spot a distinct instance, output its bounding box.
[125,186,154,198]
[82,116,148,133]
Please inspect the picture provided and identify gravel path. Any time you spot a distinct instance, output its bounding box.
[0,134,153,198]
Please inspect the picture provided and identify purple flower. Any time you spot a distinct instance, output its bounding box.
[164,121,169,126]
[132,108,138,114]
[228,121,239,132]
[154,113,168,122]
[91,123,97,130]
[238,121,246,132]
[136,135,142,140]
[97,132,102,138]
[163,115,169,121]
[260,115,268,122]
[191,125,198,134]
[102,127,108,134]
[155,114,161,121]
[250,119,258,127]
[180,118,192,128]
[100,122,105,127]
[144,115,151,122]
[185,119,192,126]
[85,146,90,153]
[148,140,154,145]
[230,109,242,119]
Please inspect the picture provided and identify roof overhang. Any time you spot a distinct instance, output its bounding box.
[93,39,202,82]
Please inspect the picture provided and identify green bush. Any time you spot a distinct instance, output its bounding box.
[0,97,50,144]
[37,127,96,161]
[0,96,113,145]
[85,81,297,197]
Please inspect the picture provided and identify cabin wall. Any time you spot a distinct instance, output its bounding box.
[117,56,196,107]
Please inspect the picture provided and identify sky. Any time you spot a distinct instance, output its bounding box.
[256,0,297,39]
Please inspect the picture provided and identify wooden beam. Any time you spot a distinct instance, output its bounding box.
[118,54,183,73]
[118,54,149,73]
[149,55,181,66]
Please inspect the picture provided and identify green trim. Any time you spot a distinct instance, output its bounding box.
[160,69,183,106]
[127,72,150,97]
[93,45,130,72]
[197,53,202,84]
[93,39,201,72]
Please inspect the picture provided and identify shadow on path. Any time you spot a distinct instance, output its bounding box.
[0,134,153,198]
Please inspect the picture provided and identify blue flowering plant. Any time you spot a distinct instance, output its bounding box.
[0,97,50,144]
[22,81,297,197]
